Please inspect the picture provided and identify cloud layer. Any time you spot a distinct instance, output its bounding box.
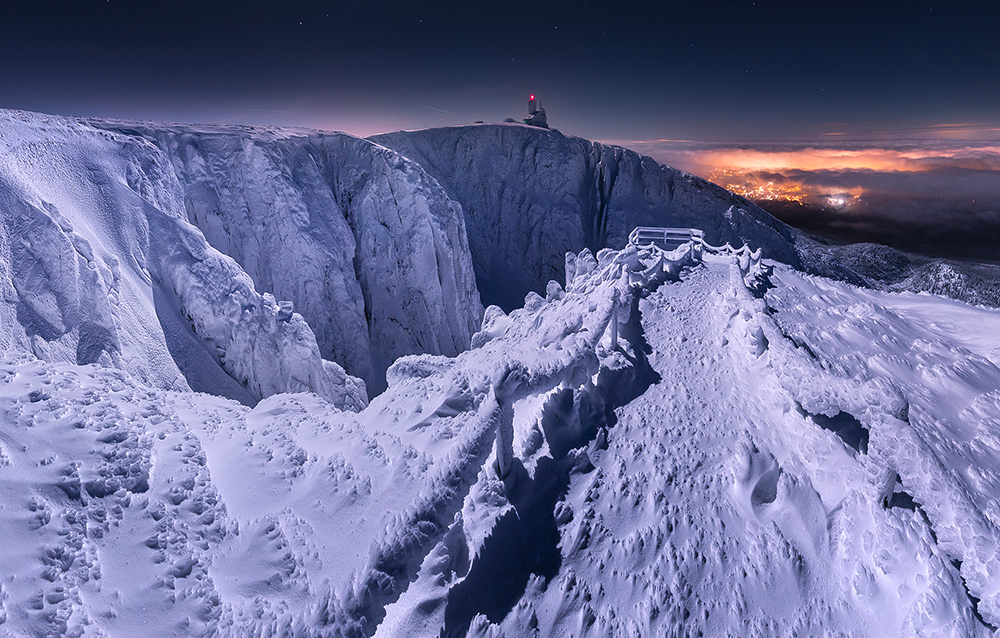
[616,136,1000,264]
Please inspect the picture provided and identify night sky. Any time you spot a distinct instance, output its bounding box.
[2,1,998,141]
[3,1,999,260]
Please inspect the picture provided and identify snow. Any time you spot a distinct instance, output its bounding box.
[410,246,995,637]
[764,267,1000,628]
[370,124,803,311]
[2,227,997,635]
[91,121,483,395]
[1,109,999,636]
[0,109,367,410]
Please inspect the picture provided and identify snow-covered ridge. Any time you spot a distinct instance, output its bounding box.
[448,244,1000,637]
[8,108,991,412]
[0,109,366,409]
[3,107,1000,636]
[371,123,803,310]
[2,231,999,636]
[89,120,483,393]
[0,234,695,636]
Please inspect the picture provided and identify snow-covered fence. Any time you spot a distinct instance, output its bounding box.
[628,226,764,293]
[699,238,767,296]
[628,227,705,250]
[703,240,763,281]
[626,230,703,289]
[626,226,762,277]
[489,232,765,480]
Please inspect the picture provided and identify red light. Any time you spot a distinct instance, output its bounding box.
[530,95,535,100]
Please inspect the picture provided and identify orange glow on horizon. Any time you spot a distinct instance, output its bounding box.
[690,146,1000,174]
[651,143,1000,211]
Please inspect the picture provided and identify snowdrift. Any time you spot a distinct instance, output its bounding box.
[2,233,999,637]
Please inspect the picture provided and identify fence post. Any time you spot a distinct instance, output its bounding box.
[609,293,619,351]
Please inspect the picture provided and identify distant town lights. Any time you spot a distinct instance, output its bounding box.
[709,169,804,203]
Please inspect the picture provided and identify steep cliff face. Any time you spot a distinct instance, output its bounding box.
[372,123,802,310]
[97,123,483,393]
[9,114,936,404]
[0,110,367,409]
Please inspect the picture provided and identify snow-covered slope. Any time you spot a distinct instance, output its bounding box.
[371,124,803,310]
[0,110,366,410]
[2,108,999,636]
[91,122,482,393]
[795,241,1000,309]
[2,236,998,636]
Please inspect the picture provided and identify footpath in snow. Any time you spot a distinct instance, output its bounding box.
[1,233,999,637]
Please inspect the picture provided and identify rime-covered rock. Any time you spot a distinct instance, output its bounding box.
[95,122,483,394]
[0,109,366,409]
[372,123,802,309]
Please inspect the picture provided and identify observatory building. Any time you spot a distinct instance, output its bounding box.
[524,94,548,128]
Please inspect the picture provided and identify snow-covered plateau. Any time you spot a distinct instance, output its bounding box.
[1,110,999,637]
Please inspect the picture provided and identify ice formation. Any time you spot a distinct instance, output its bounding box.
[0,110,366,410]
[1,110,999,637]
[93,122,482,393]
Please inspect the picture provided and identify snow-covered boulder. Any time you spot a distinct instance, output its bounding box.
[95,122,483,393]
[372,123,802,310]
[0,110,366,410]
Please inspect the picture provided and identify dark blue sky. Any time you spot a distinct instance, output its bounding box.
[1,1,998,141]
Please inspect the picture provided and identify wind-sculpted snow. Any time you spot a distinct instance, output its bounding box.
[797,241,1000,309]
[4,232,996,636]
[2,106,999,634]
[763,267,1000,629]
[93,122,482,394]
[0,237,662,636]
[0,110,366,409]
[371,124,802,310]
[438,247,997,638]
